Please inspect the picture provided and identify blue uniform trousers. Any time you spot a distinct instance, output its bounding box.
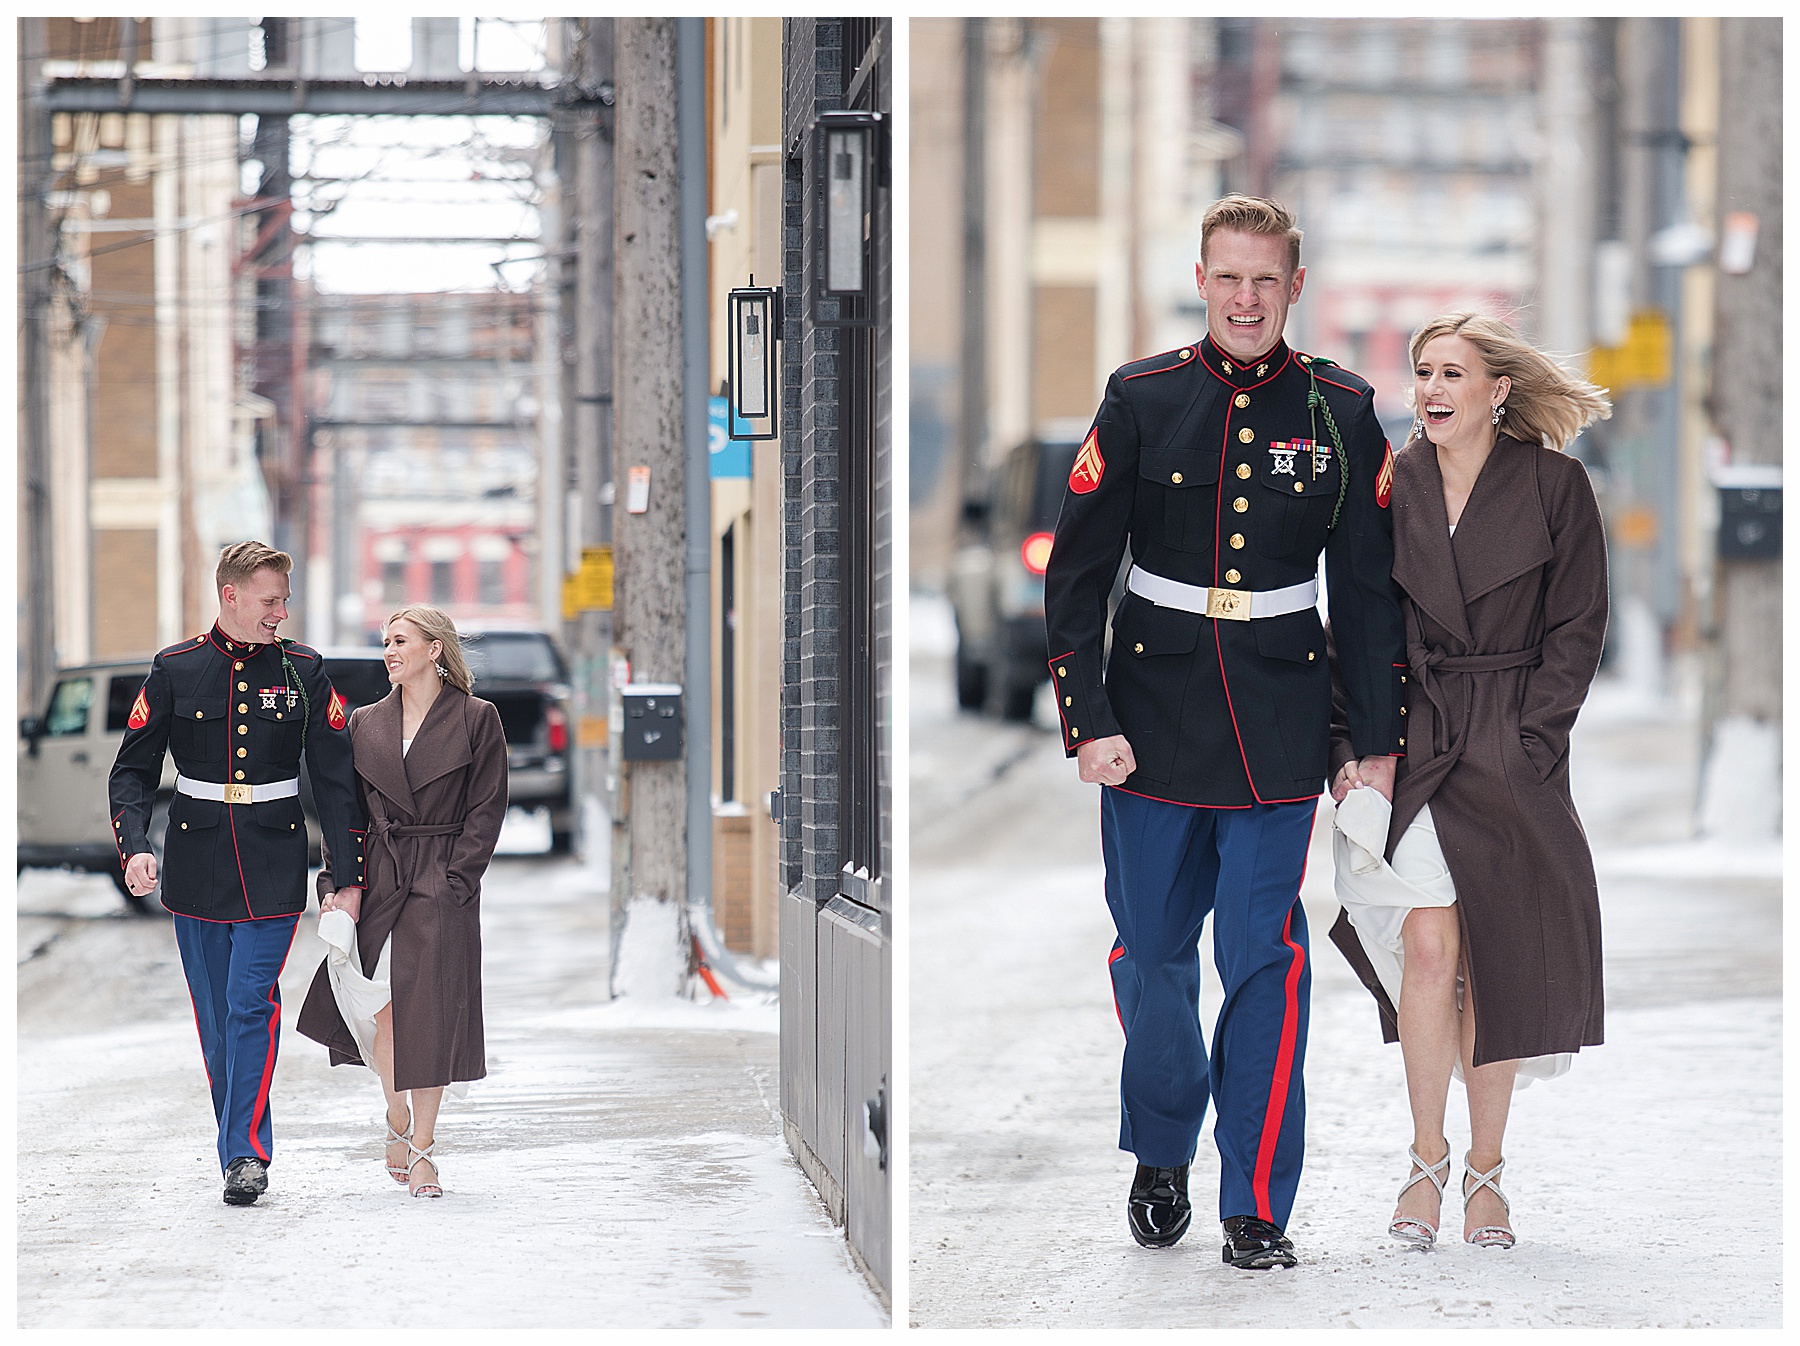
[171,912,300,1174]
[1102,788,1316,1226]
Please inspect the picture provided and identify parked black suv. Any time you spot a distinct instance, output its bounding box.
[948,422,1086,720]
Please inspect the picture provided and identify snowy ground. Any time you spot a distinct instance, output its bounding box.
[16,854,885,1329]
[909,593,1782,1329]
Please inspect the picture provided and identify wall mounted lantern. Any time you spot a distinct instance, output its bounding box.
[726,281,782,441]
[814,109,883,328]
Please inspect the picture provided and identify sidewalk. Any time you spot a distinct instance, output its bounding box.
[910,654,1782,1328]
[17,857,886,1329]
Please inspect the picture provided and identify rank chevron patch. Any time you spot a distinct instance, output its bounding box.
[127,688,150,730]
[1069,427,1105,495]
[327,690,348,730]
[1375,444,1395,508]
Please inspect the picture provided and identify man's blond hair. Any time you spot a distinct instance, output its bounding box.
[1200,194,1303,274]
[216,540,293,593]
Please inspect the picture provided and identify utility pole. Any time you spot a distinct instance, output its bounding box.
[560,18,616,869]
[958,19,988,516]
[19,17,57,713]
[1698,17,1781,839]
[610,18,690,950]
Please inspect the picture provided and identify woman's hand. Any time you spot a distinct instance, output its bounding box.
[321,887,363,922]
[1330,761,1363,803]
[1331,755,1396,804]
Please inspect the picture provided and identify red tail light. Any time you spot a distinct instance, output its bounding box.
[546,706,568,753]
[1021,531,1054,575]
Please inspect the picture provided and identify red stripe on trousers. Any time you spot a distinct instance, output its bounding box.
[1252,905,1307,1222]
[1108,944,1127,1033]
[246,920,299,1162]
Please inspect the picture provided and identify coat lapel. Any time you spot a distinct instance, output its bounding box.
[354,689,416,816]
[1450,436,1554,603]
[1388,436,1473,649]
[405,685,475,793]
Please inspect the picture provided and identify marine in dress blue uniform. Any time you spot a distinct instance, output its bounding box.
[109,578,365,1204]
[1044,201,1406,1265]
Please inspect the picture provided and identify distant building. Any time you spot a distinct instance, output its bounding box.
[306,290,542,643]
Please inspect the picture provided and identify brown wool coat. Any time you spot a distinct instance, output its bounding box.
[1328,433,1609,1067]
[296,684,508,1092]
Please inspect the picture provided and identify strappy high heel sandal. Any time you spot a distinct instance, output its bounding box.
[1388,1144,1450,1248]
[406,1138,443,1199]
[384,1114,413,1184]
[1462,1153,1514,1248]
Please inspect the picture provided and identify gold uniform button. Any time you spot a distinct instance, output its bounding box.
[1398,737,1406,747]
[1400,705,1408,715]
[291,823,296,830]
[1308,651,1316,662]
[1229,533,1246,549]
[238,703,248,714]
[1178,348,1193,360]
[1057,666,1067,677]
[1234,393,1250,409]
[181,822,188,830]
[195,710,204,719]
[1070,728,1079,738]
[1133,643,1144,654]
[234,661,244,671]
[1401,675,1407,683]
[237,747,248,758]
[238,724,249,735]
[235,770,245,781]
[1171,472,1183,484]
[1238,427,1255,444]
[1233,497,1248,513]
[1294,481,1305,493]
[1236,463,1252,480]
[1065,697,1073,706]
[1225,569,1241,583]
[237,682,247,692]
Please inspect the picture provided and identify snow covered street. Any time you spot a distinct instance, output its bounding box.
[16,854,886,1329]
[908,594,1781,1329]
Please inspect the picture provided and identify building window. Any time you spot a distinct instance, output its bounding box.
[382,560,406,605]
[478,559,504,605]
[431,560,455,604]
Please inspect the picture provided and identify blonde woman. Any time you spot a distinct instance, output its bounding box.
[1327,313,1612,1249]
[297,605,508,1197]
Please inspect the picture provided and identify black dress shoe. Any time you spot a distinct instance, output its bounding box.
[223,1157,268,1206]
[1221,1215,1297,1268]
[1127,1163,1192,1248]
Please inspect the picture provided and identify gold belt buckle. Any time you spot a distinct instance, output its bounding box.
[222,783,253,805]
[1207,587,1252,621]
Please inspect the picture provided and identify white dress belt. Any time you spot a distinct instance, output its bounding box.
[1126,565,1319,621]
[176,774,300,804]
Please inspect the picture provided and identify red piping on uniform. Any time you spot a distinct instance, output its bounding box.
[1310,372,1364,396]
[1047,651,1078,741]
[1253,899,1309,1222]
[246,918,300,1162]
[224,689,254,919]
[1119,344,1197,380]
[1107,784,1254,810]
[1108,943,1128,1032]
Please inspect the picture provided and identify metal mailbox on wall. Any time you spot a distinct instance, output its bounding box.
[1718,486,1781,560]
[620,683,683,760]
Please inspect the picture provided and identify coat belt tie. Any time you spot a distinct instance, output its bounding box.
[365,815,465,900]
[1408,643,1543,761]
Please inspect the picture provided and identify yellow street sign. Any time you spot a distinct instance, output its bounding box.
[564,545,614,615]
[1588,310,1671,393]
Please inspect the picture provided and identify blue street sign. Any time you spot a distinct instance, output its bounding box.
[709,397,751,479]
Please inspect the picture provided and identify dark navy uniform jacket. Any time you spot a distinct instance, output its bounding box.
[1044,335,1407,807]
[108,625,367,921]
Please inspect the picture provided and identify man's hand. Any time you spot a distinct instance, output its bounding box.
[321,886,363,922]
[1077,735,1137,788]
[1332,754,1397,803]
[124,852,157,897]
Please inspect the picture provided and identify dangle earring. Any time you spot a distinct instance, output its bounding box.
[436,663,448,679]
[1491,403,1507,426]
[1410,415,1425,442]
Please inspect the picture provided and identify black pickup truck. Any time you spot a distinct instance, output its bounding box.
[460,627,574,851]
[301,630,573,857]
